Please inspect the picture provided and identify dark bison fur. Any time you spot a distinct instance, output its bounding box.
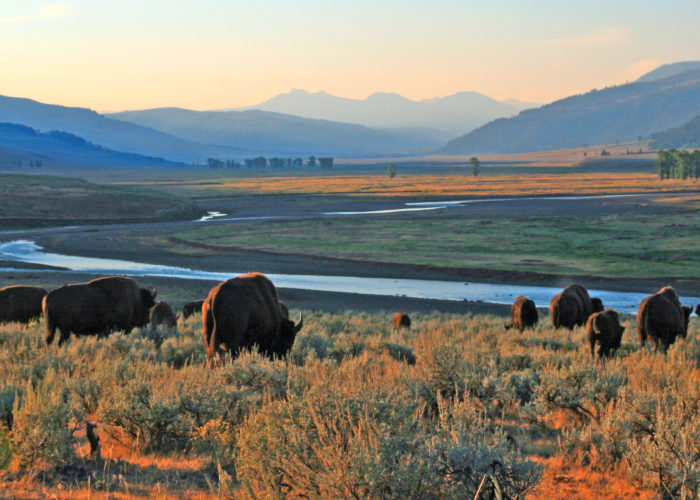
[586,308,625,359]
[550,284,602,329]
[637,287,691,352]
[202,273,303,363]
[393,312,411,329]
[505,295,538,332]
[0,285,47,324]
[181,299,205,319]
[150,301,177,331]
[43,276,156,345]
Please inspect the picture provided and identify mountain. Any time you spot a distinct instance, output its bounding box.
[636,61,700,83]
[502,98,541,111]
[440,69,700,155]
[232,89,527,136]
[108,107,447,157]
[649,113,700,149]
[0,122,179,167]
[0,95,251,163]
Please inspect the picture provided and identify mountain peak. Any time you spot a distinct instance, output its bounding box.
[636,61,700,83]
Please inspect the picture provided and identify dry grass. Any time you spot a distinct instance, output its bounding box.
[135,172,697,197]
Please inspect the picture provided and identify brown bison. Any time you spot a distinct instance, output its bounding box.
[393,312,411,330]
[202,273,303,362]
[586,308,625,359]
[150,302,177,331]
[637,287,692,352]
[44,276,156,345]
[505,296,538,332]
[550,284,603,329]
[0,285,47,324]
[180,299,205,320]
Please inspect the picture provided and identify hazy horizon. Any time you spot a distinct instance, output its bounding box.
[2,0,699,112]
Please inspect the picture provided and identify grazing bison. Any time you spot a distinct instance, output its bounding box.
[0,285,47,324]
[150,302,177,331]
[637,287,692,352]
[279,301,289,319]
[181,299,205,320]
[586,308,625,359]
[202,273,303,362]
[550,284,603,329]
[393,312,411,330]
[44,276,156,345]
[505,296,538,332]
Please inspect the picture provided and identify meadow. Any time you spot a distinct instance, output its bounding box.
[157,208,700,279]
[0,305,697,499]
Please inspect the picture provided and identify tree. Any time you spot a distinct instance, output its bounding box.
[307,156,316,168]
[656,150,670,180]
[387,163,396,178]
[470,157,480,177]
[319,157,333,169]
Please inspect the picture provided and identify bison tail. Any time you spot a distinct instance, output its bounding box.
[43,297,57,346]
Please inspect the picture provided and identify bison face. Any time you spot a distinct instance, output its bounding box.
[591,298,604,313]
[276,313,303,356]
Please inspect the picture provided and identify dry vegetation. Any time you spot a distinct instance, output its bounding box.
[132,172,697,198]
[0,309,697,498]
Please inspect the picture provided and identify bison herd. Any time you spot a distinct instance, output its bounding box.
[0,274,695,363]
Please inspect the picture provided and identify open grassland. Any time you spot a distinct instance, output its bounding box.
[0,173,201,227]
[159,210,700,279]
[127,172,696,198]
[1,307,697,499]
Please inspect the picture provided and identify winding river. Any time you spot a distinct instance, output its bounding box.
[1,240,696,314]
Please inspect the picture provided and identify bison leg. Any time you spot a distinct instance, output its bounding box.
[57,328,71,346]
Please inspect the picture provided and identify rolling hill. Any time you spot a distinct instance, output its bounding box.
[108,107,447,157]
[636,61,700,83]
[0,122,180,167]
[232,89,531,136]
[440,68,700,155]
[0,95,251,163]
[649,113,700,149]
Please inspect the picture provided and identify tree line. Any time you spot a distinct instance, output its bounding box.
[206,156,334,169]
[656,149,700,180]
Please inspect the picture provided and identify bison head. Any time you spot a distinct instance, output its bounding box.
[591,297,604,313]
[276,312,303,356]
[681,305,692,338]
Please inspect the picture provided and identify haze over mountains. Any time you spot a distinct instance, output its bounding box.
[441,65,700,155]
[233,89,533,136]
[107,108,447,157]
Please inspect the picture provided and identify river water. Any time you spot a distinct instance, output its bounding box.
[1,240,696,314]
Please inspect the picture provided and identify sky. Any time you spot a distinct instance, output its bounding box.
[1,0,699,112]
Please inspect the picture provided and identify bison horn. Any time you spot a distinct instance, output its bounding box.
[295,312,303,333]
[152,287,158,299]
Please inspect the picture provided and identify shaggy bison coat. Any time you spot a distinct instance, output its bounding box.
[637,287,692,352]
[586,308,625,359]
[150,302,177,331]
[181,299,205,319]
[393,312,411,329]
[202,273,303,362]
[0,285,47,324]
[505,296,538,332]
[43,276,156,345]
[550,284,603,329]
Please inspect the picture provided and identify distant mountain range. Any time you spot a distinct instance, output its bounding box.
[0,95,251,163]
[0,122,179,167]
[649,113,700,149]
[231,89,535,136]
[636,61,700,83]
[107,107,447,157]
[440,66,700,155]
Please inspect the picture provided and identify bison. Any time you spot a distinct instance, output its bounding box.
[150,302,177,331]
[44,276,156,345]
[586,308,625,359]
[0,285,47,324]
[202,273,303,363]
[637,287,692,352]
[181,299,205,320]
[550,284,603,329]
[505,296,538,332]
[393,312,411,330]
[695,304,700,317]
[279,301,290,319]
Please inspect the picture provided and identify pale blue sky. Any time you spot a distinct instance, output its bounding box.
[1,0,698,111]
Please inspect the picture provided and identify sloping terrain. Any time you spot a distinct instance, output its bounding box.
[649,112,700,148]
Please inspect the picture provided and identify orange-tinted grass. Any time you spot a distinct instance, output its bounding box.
[527,456,656,500]
[177,172,697,196]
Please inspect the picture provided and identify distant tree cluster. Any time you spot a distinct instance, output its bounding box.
[656,149,700,180]
[3,159,43,168]
[206,155,332,169]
